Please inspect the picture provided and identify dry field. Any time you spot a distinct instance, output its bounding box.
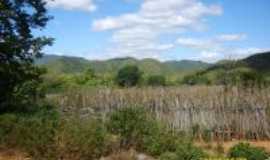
[51,86,270,140]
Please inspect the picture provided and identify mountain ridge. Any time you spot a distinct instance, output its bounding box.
[37,54,212,75]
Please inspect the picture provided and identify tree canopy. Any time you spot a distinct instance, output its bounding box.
[0,0,53,112]
[115,65,142,87]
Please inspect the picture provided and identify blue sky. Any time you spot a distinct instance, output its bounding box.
[39,0,270,62]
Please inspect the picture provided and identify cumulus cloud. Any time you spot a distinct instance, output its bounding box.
[176,35,269,62]
[92,0,223,59]
[45,0,97,11]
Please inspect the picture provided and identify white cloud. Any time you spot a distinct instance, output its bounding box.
[45,0,97,11]
[217,34,246,41]
[92,0,223,59]
[176,38,217,50]
[176,35,269,62]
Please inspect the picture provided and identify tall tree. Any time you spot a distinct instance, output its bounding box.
[0,0,53,112]
[115,65,142,87]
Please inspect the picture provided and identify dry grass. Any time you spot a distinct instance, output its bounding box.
[51,86,270,140]
[0,149,30,160]
[196,140,270,156]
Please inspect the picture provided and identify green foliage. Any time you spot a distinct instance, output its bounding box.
[0,0,53,112]
[202,129,212,143]
[115,65,142,87]
[181,72,210,85]
[176,142,207,160]
[244,51,270,72]
[0,104,109,160]
[143,129,179,156]
[39,55,210,77]
[159,152,178,160]
[107,107,156,148]
[0,104,59,159]
[147,75,166,86]
[229,143,269,160]
[158,142,207,160]
[57,118,109,160]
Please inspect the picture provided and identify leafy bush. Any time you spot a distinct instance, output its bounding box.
[176,142,207,160]
[202,129,212,143]
[115,65,142,87]
[57,118,109,160]
[107,107,156,149]
[158,142,206,160]
[147,75,166,86]
[143,129,179,156]
[181,73,210,85]
[229,143,269,160]
[0,114,18,144]
[159,152,178,160]
[0,105,59,159]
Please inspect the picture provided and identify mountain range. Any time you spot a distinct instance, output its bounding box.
[36,55,211,76]
[36,51,270,77]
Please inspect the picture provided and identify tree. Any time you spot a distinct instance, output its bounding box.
[147,75,166,86]
[115,65,142,87]
[0,0,53,112]
[75,67,96,85]
[181,73,210,85]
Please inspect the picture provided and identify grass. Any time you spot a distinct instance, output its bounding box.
[51,85,270,140]
[1,86,270,159]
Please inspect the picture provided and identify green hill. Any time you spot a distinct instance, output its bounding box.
[243,52,270,72]
[37,55,211,76]
[181,51,270,85]
[205,51,270,73]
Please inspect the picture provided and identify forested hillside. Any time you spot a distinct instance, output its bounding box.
[181,52,270,85]
[37,55,211,75]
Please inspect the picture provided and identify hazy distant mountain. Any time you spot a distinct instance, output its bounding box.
[37,55,211,75]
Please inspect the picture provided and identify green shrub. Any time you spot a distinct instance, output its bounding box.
[0,114,18,144]
[159,152,178,160]
[202,129,212,142]
[181,73,210,85]
[57,118,109,160]
[0,105,59,159]
[147,75,166,86]
[176,142,207,160]
[115,65,142,87]
[143,129,178,156]
[229,143,269,160]
[107,107,156,149]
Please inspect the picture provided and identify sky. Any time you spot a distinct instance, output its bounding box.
[38,0,270,62]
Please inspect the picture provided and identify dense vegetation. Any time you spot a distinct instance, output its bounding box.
[1,106,269,159]
[37,52,270,93]
[181,52,270,86]
[0,0,53,113]
[229,143,269,160]
[1,0,270,159]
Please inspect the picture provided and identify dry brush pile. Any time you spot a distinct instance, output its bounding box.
[50,86,270,141]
